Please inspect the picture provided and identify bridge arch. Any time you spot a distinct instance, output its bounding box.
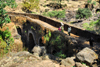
[38,36,44,46]
[27,30,36,52]
[16,26,22,35]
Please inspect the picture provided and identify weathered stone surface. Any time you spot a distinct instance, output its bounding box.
[40,46,47,56]
[76,47,98,64]
[60,65,65,67]
[75,62,87,67]
[61,57,75,67]
[32,46,41,56]
[32,46,46,56]
[17,60,60,67]
[14,51,32,57]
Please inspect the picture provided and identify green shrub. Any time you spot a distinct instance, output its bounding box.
[43,10,66,19]
[83,23,93,31]
[76,8,92,19]
[43,30,51,45]
[54,50,66,58]
[87,0,92,4]
[83,18,100,34]
[0,0,17,27]
[22,0,39,12]
[92,1,96,5]
[0,28,14,57]
[87,0,96,5]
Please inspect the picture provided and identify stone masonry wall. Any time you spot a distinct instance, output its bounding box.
[7,12,100,42]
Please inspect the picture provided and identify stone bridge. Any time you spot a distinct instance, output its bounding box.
[7,12,100,53]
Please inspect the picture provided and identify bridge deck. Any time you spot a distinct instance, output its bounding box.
[30,18,100,54]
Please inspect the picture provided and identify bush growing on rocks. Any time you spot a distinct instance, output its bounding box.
[76,8,92,19]
[42,10,66,19]
[83,18,100,34]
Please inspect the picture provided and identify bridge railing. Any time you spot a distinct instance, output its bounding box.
[7,12,100,42]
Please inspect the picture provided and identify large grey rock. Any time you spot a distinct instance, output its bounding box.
[32,46,41,56]
[61,57,75,67]
[32,46,46,56]
[76,47,98,64]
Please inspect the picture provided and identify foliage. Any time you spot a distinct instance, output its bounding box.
[82,62,86,65]
[43,30,51,45]
[86,0,96,10]
[0,0,16,57]
[0,28,14,43]
[76,8,92,19]
[22,0,40,12]
[87,0,96,5]
[54,50,66,58]
[0,36,8,57]
[92,1,96,5]
[50,34,65,50]
[0,0,17,8]
[87,0,92,4]
[42,10,66,19]
[83,18,100,34]
[0,29,14,57]
[0,0,17,27]
[43,31,66,58]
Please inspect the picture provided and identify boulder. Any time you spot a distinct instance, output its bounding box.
[32,46,46,56]
[61,57,75,67]
[32,46,41,56]
[76,47,98,65]
[75,62,87,67]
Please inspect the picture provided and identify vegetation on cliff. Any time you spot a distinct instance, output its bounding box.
[0,0,17,57]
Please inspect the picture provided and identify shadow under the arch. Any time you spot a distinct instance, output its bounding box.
[28,33,35,52]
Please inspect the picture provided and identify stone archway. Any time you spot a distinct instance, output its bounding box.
[16,26,22,35]
[38,37,44,46]
[28,33,35,52]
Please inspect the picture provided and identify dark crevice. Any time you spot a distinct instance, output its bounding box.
[16,27,22,35]
[28,33,35,52]
[39,38,44,46]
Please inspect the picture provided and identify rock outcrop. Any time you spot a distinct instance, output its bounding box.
[61,57,75,67]
[32,46,46,56]
[0,51,60,67]
[76,47,98,65]
[75,62,87,67]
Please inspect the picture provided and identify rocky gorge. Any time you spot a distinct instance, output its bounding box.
[1,0,100,67]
